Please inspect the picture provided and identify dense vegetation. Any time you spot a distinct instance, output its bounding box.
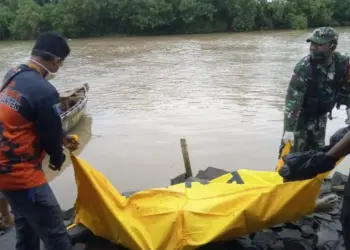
[0,0,350,40]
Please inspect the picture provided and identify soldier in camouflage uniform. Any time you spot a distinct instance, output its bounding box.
[280,27,350,156]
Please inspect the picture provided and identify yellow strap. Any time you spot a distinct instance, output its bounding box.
[275,141,291,172]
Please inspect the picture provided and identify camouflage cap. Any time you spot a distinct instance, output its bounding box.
[306,27,339,44]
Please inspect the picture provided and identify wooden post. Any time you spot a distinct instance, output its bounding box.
[180,138,193,178]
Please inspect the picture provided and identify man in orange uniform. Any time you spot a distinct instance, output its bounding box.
[0,31,79,250]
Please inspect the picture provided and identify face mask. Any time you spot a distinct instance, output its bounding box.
[30,59,58,80]
[45,71,57,81]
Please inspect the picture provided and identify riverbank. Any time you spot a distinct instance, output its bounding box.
[3,25,350,43]
[1,0,349,40]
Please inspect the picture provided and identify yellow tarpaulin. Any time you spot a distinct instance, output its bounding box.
[70,142,337,250]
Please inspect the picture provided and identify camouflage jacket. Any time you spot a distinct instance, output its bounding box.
[284,52,350,132]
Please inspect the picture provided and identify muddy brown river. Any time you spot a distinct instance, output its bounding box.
[1,28,350,209]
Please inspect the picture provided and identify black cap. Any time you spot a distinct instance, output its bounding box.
[32,31,70,60]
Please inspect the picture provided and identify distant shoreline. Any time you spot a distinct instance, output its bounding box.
[3,26,350,43]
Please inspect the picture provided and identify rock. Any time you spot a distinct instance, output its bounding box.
[68,224,94,246]
[278,228,302,240]
[73,243,86,250]
[301,225,315,238]
[299,217,318,229]
[84,236,127,250]
[318,239,346,250]
[331,172,348,186]
[251,232,281,249]
[313,212,333,222]
[285,221,303,229]
[199,240,240,250]
[267,240,284,250]
[252,231,279,242]
[330,220,343,232]
[316,221,341,247]
[281,238,313,250]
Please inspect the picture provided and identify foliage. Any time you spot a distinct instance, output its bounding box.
[0,0,349,40]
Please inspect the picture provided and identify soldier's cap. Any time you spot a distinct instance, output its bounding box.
[306,27,339,44]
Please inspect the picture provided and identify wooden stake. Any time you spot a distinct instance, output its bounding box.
[180,138,193,178]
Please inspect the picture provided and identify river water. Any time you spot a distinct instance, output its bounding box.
[1,28,350,209]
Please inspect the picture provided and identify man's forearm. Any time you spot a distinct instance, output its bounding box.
[327,131,350,158]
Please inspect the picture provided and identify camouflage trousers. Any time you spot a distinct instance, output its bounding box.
[279,115,327,158]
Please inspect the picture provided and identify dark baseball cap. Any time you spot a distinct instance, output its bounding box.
[32,31,70,60]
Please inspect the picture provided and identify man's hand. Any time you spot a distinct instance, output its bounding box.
[279,151,338,182]
[63,134,80,152]
[48,152,66,171]
[282,131,295,146]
